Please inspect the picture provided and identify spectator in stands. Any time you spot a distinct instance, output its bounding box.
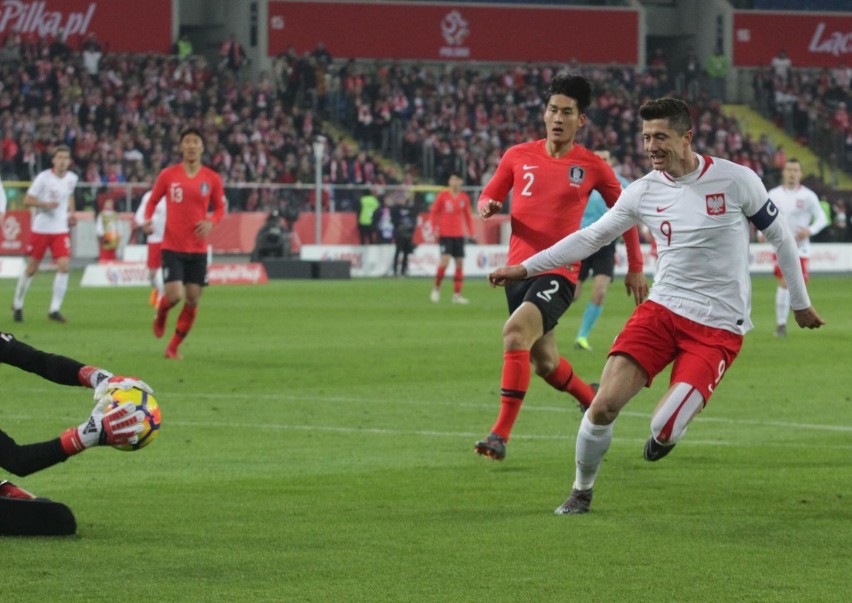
[220,33,248,78]
[176,34,193,61]
[771,48,792,85]
[705,43,729,102]
[81,32,103,79]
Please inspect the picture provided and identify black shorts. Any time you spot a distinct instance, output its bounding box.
[161,250,209,286]
[505,273,575,334]
[578,240,616,282]
[439,237,465,258]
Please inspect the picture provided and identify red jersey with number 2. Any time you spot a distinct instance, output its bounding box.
[480,139,640,283]
[146,164,227,254]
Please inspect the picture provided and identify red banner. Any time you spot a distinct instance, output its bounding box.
[268,1,639,64]
[0,0,173,53]
[734,12,852,68]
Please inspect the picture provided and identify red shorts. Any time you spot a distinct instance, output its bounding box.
[147,242,162,270]
[609,300,743,402]
[773,256,809,283]
[26,232,71,261]
[98,248,117,262]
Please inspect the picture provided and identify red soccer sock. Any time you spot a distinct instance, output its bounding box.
[157,295,176,318]
[168,304,198,350]
[453,266,464,294]
[544,356,596,407]
[435,266,446,288]
[490,350,531,441]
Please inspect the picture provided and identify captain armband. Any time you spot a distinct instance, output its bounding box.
[748,199,779,231]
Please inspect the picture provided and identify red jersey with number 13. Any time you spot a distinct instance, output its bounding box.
[146,164,226,254]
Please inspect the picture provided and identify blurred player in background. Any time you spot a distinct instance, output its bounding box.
[135,189,166,306]
[429,173,475,304]
[488,98,824,514]
[12,146,78,324]
[144,127,226,359]
[0,173,7,224]
[0,330,150,535]
[95,198,121,263]
[573,149,631,352]
[766,158,827,337]
[475,73,647,461]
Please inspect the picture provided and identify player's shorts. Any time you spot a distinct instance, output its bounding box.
[578,240,616,282]
[161,250,208,286]
[773,255,809,283]
[439,237,466,258]
[610,300,743,402]
[505,273,575,334]
[26,232,71,261]
[147,242,163,270]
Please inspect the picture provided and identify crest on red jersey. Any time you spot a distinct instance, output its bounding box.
[706,193,726,215]
[568,166,585,185]
[201,182,210,195]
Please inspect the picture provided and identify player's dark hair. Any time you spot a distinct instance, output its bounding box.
[545,72,592,112]
[179,127,204,144]
[639,98,692,134]
[51,144,71,157]
[786,157,801,165]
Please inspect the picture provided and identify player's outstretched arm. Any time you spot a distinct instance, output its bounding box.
[793,306,825,329]
[488,264,528,287]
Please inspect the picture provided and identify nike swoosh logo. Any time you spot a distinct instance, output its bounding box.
[523,165,539,170]
[656,204,674,212]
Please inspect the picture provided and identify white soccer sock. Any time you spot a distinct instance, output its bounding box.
[650,382,705,445]
[13,273,33,309]
[573,413,613,491]
[775,286,790,326]
[50,272,69,313]
[153,268,164,297]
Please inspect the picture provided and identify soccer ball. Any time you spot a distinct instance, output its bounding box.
[108,387,161,451]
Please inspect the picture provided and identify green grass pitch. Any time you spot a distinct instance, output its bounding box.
[0,272,849,601]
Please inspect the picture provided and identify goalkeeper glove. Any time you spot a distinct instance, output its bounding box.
[93,375,154,401]
[60,395,145,455]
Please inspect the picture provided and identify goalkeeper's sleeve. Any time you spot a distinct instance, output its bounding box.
[0,429,68,477]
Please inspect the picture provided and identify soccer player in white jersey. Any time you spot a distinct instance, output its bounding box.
[488,98,825,515]
[12,146,79,323]
[134,190,167,306]
[766,159,827,337]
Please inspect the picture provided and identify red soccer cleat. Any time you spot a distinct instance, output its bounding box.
[164,346,182,360]
[153,311,167,338]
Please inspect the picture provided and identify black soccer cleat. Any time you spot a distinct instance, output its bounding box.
[474,432,506,461]
[12,307,22,322]
[644,436,676,461]
[554,488,593,515]
[48,311,67,323]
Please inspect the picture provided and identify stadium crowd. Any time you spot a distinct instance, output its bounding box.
[0,30,849,240]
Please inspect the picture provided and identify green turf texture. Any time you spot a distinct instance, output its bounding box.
[0,273,849,602]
